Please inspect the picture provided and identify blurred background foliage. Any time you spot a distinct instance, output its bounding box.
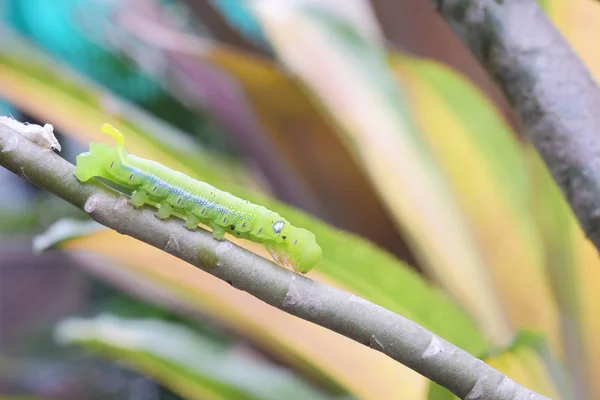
[0,0,599,399]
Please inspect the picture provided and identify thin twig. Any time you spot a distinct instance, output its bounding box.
[0,121,548,399]
[431,0,600,255]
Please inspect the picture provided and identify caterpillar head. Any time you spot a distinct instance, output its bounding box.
[285,228,322,274]
[75,124,127,183]
[75,142,114,182]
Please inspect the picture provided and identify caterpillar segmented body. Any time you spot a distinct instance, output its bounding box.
[74,124,322,273]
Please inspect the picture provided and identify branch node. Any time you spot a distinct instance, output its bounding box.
[282,279,301,309]
[496,376,513,397]
[215,241,233,267]
[369,335,385,351]
[421,334,444,359]
[165,234,181,253]
[465,375,487,400]
[114,195,129,211]
[84,195,101,214]
[18,167,29,181]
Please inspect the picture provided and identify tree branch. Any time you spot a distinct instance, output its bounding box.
[430,0,600,253]
[0,121,548,399]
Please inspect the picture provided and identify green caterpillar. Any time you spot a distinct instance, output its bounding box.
[75,124,321,273]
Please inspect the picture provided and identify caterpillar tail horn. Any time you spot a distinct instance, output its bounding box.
[101,123,125,147]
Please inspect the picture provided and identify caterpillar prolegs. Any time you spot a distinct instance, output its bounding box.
[75,124,322,273]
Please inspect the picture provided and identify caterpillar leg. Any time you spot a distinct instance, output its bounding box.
[265,244,280,264]
[277,243,292,268]
[156,203,173,219]
[185,214,201,230]
[210,224,226,240]
[265,243,284,266]
[266,243,292,269]
[131,190,150,208]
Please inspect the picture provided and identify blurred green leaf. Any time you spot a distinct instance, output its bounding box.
[54,314,344,400]
[32,218,102,253]
[427,383,456,400]
[537,0,549,11]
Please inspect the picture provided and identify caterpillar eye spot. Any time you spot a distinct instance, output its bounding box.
[282,236,287,240]
[223,217,227,223]
[129,173,133,181]
[201,208,206,214]
[230,225,235,230]
[273,220,284,233]
[110,161,114,169]
[177,198,181,204]
[258,228,263,234]
[153,186,157,192]
[294,240,298,246]
[242,222,246,229]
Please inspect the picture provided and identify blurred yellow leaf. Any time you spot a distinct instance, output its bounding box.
[485,346,560,399]
[393,56,560,352]
[577,233,600,399]
[543,15,600,393]
[254,1,510,344]
[526,146,600,399]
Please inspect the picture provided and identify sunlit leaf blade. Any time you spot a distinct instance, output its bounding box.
[154,27,410,258]
[182,45,409,258]
[482,332,562,399]
[54,314,342,400]
[61,233,427,400]
[99,0,409,258]
[391,55,560,351]
[525,146,600,398]
[254,1,509,345]
[426,330,565,400]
